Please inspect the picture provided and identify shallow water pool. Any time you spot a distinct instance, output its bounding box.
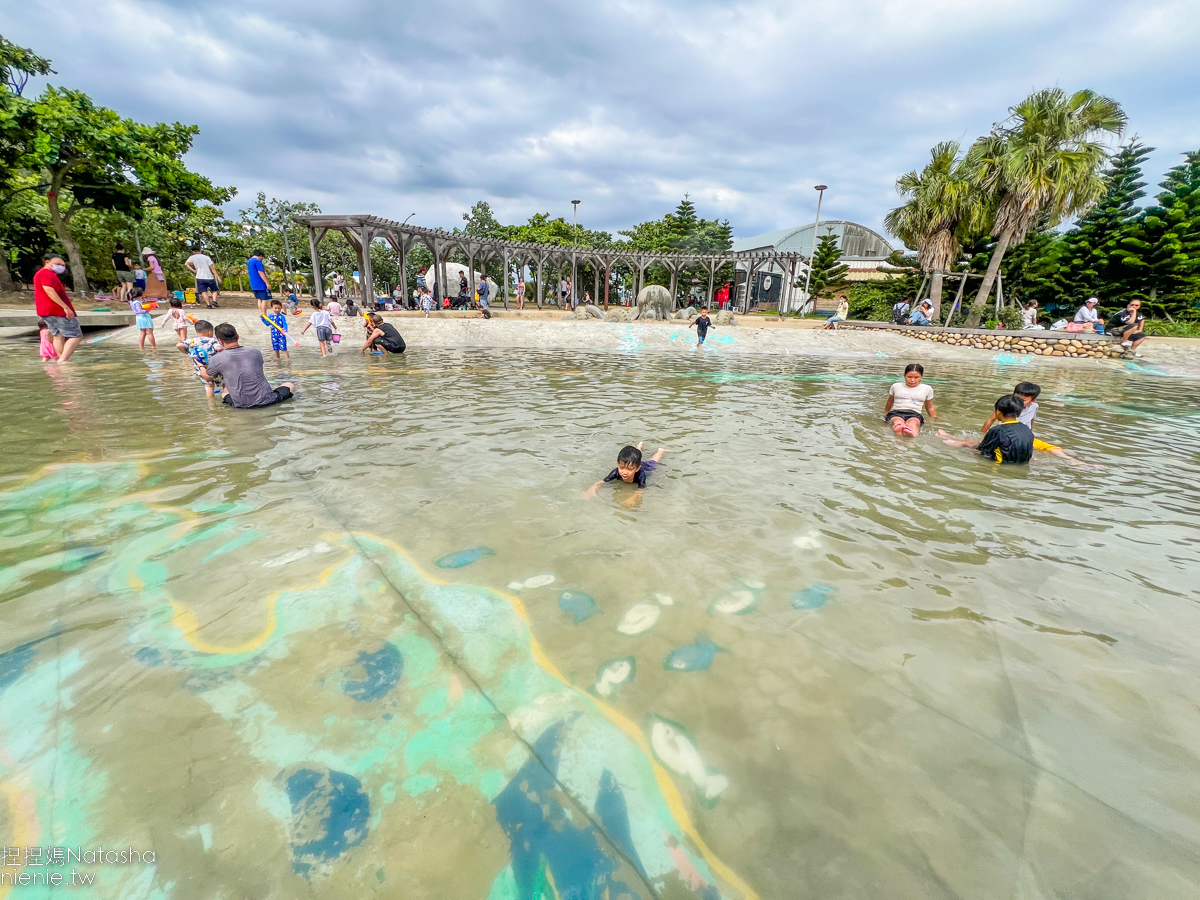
[2,343,1200,899]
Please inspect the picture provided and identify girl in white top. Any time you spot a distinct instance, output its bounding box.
[515,277,526,310]
[883,363,937,437]
[159,298,190,341]
[301,299,338,357]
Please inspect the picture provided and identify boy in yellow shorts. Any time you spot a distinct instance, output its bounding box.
[979,382,1098,467]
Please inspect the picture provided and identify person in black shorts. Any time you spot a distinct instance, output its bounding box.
[1107,298,1147,355]
[360,313,406,355]
[112,242,134,302]
[689,307,714,346]
[938,395,1034,464]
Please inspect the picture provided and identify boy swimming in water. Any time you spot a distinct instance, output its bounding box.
[585,442,668,507]
[883,363,936,436]
[939,395,1034,464]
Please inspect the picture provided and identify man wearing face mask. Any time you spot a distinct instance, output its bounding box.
[33,253,82,362]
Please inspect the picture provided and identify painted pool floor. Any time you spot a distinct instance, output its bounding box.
[3,347,1200,899]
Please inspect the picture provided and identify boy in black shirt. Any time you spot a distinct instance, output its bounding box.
[689,307,714,346]
[938,395,1034,464]
[585,442,668,507]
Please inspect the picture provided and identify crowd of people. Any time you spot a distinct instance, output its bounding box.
[887,292,1149,355]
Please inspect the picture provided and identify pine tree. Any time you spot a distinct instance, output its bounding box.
[1055,142,1151,304]
[1124,149,1200,317]
[807,228,848,298]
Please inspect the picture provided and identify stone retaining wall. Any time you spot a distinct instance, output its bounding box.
[835,321,1126,359]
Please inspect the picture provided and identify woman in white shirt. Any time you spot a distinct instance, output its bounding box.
[1021,300,1040,329]
[883,363,937,437]
[1073,297,1103,328]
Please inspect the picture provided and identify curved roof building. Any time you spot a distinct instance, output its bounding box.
[731,220,895,281]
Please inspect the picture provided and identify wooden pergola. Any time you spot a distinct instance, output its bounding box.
[295,214,811,312]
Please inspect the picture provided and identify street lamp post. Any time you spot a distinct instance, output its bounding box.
[278,203,295,292]
[801,184,828,315]
[571,200,580,309]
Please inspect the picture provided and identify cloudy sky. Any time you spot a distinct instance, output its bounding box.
[7,0,1199,244]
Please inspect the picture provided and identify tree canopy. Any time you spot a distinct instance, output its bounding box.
[962,87,1127,325]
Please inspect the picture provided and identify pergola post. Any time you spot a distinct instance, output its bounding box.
[359,224,374,305]
[592,259,599,308]
[535,256,543,309]
[706,261,714,308]
[669,263,678,310]
[307,226,324,303]
[503,249,510,309]
[603,255,610,309]
[398,237,408,308]
[467,245,476,309]
[439,246,449,311]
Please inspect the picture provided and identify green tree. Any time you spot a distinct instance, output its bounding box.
[462,201,508,240]
[0,36,52,96]
[0,35,52,290]
[23,85,230,293]
[805,228,849,300]
[619,197,733,299]
[1124,150,1200,317]
[883,140,986,319]
[963,87,1127,326]
[236,193,321,288]
[1054,141,1152,304]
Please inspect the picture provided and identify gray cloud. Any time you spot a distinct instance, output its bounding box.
[7,0,1199,241]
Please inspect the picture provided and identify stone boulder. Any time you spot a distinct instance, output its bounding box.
[636,284,673,321]
[714,309,738,326]
[423,261,499,304]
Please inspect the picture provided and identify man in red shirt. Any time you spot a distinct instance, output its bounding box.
[33,253,83,362]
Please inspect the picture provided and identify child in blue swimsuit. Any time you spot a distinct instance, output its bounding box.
[266,299,290,360]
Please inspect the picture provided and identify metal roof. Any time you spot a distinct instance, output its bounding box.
[731,220,894,259]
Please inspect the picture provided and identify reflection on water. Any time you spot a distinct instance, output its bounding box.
[2,345,1200,899]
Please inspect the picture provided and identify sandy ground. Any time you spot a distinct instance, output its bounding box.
[15,308,1183,370]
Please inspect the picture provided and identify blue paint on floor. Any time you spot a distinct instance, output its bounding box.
[664,634,723,672]
[342,643,404,702]
[493,716,640,898]
[0,630,64,694]
[593,769,647,880]
[0,645,36,694]
[435,546,495,568]
[558,590,600,624]
[792,582,836,610]
[283,766,370,876]
[134,646,165,667]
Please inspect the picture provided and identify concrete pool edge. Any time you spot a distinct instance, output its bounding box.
[6,312,1200,368]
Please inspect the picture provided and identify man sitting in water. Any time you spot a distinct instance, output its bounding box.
[360,313,406,355]
[939,395,1033,464]
[199,324,294,408]
[585,442,668,508]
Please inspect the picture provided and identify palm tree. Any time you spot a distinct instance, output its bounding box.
[962,88,1127,327]
[884,140,986,321]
